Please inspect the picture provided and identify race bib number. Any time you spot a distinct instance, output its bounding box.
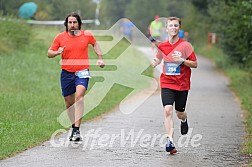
[164,62,181,75]
[75,69,91,78]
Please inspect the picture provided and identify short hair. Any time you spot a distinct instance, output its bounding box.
[64,12,82,31]
[167,17,182,28]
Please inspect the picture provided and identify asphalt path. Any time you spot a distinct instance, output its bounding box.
[0,47,249,167]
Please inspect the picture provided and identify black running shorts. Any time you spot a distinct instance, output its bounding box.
[161,88,188,112]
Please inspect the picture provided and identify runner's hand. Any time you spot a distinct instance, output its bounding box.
[57,46,66,55]
[97,59,105,68]
[172,54,184,64]
[152,58,161,68]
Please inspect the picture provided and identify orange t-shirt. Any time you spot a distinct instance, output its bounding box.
[50,30,96,72]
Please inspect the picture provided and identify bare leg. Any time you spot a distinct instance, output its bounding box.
[176,111,187,121]
[64,94,75,125]
[164,105,174,139]
[74,85,86,127]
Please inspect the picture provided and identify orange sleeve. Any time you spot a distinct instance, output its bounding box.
[49,34,61,51]
[84,30,96,45]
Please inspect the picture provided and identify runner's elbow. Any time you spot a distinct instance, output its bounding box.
[47,50,56,58]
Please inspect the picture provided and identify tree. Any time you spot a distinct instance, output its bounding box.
[191,0,211,15]
[208,0,252,67]
[101,0,131,26]
[0,0,27,16]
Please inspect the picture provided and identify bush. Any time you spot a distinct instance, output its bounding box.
[208,0,252,69]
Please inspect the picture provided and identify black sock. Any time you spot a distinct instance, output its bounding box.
[72,124,75,128]
[73,127,79,132]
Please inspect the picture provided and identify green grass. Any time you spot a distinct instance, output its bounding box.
[0,25,153,159]
[197,44,252,163]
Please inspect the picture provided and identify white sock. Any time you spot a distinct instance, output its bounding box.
[168,137,173,143]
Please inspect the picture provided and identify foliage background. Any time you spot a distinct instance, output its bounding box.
[1,0,250,68]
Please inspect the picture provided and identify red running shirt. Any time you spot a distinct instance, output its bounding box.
[49,30,96,72]
[156,39,197,91]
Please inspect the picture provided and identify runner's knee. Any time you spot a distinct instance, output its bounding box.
[164,105,173,117]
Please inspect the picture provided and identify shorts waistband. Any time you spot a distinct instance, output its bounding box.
[62,69,75,74]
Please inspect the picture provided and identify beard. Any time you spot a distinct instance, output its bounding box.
[69,28,80,36]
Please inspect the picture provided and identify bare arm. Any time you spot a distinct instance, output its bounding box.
[93,42,105,68]
[47,46,65,58]
[152,57,162,68]
[172,55,198,68]
[183,59,197,68]
[93,42,102,59]
[47,50,58,58]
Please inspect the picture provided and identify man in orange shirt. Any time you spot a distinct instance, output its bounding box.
[48,12,105,142]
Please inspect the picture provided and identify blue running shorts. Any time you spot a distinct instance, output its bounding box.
[60,69,89,97]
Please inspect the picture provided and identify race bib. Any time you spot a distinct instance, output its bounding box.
[164,62,181,75]
[75,69,91,78]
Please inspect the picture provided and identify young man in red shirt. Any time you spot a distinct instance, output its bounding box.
[48,12,105,142]
[152,17,197,154]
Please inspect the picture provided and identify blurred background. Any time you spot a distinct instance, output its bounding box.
[0,0,251,66]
